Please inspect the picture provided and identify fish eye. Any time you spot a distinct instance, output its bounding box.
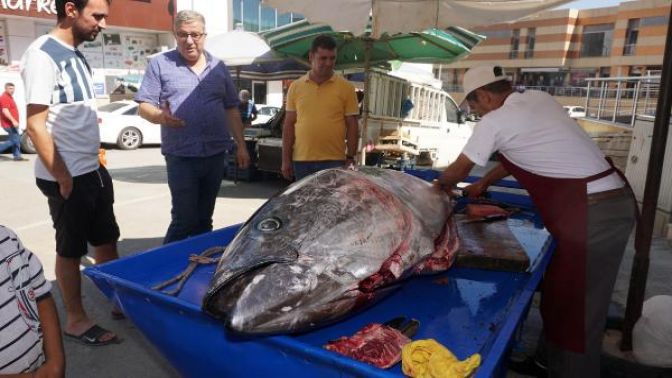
[256,217,282,232]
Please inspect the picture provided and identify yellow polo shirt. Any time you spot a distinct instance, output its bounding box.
[286,73,359,161]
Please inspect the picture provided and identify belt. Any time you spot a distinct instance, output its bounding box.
[587,187,630,205]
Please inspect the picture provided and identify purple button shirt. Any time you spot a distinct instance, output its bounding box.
[135,49,239,157]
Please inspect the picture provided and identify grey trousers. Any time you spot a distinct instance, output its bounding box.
[544,190,637,378]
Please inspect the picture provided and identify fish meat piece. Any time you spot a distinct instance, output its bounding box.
[202,167,459,334]
[325,323,411,369]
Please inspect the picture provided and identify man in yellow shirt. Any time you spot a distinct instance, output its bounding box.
[281,35,359,180]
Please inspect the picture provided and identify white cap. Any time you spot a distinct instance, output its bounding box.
[463,65,511,98]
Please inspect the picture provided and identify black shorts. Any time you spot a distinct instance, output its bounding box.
[36,166,120,259]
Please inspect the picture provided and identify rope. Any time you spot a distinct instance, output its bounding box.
[151,246,224,296]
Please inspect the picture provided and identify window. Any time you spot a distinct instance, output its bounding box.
[243,0,260,32]
[98,102,130,113]
[253,82,266,105]
[445,98,460,123]
[641,15,669,27]
[623,19,639,56]
[480,30,511,39]
[525,28,536,59]
[260,6,276,31]
[510,29,520,59]
[123,106,139,116]
[234,1,305,32]
[277,12,291,27]
[581,23,614,57]
[233,1,242,30]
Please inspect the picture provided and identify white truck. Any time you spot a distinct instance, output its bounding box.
[363,69,472,169]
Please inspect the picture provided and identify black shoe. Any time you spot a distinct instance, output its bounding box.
[508,357,548,377]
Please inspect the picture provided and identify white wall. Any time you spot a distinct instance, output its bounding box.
[6,18,37,65]
[266,81,283,107]
[176,0,231,36]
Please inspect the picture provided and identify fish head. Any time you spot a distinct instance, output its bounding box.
[203,169,361,333]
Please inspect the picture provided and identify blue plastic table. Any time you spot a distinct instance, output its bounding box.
[84,174,554,378]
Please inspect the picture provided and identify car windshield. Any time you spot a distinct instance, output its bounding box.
[98,102,130,113]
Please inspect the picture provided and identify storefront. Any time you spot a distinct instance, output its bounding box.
[0,0,173,98]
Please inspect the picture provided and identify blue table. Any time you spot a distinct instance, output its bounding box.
[84,175,554,378]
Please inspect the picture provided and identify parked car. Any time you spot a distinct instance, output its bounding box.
[98,100,160,150]
[563,105,586,119]
[251,104,280,126]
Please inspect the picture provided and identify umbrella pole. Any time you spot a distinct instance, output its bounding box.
[620,3,672,351]
[359,39,372,165]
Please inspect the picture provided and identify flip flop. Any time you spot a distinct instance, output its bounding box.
[64,324,121,346]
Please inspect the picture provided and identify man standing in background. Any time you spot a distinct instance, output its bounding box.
[0,82,28,161]
[281,35,359,181]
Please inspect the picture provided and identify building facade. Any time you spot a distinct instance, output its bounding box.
[441,0,670,91]
[0,0,175,97]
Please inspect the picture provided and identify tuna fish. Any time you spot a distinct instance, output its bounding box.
[202,167,459,334]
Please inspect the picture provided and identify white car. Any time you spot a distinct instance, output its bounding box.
[563,105,586,119]
[252,105,280,126]
[98,100,161,150]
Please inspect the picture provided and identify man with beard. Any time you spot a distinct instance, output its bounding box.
[20,0,121,346]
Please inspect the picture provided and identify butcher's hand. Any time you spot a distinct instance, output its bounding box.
[57,174,73,200]
[463,181,487,198]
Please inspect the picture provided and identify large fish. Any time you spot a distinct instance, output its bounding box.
[203,167,458,334]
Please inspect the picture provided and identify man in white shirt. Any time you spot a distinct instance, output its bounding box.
[21,0,120,346]
[436,65,636,377]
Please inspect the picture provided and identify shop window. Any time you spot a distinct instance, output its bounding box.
[623,19,639,56]
[509,29,520,59]
[524,28,535,59]
[580,23,614,57]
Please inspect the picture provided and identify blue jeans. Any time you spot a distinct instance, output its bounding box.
[164,152,227,244]
[0,127,22,159]
[293,160,345,180]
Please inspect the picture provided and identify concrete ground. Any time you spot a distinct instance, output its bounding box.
[1,148,670,377]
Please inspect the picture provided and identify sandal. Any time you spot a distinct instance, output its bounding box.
[64,324,121,346]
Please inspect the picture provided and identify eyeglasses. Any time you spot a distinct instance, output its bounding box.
[176,32,206,41]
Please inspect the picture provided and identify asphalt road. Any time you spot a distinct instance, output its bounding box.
[2,148,670,377]
[0,147,286,378]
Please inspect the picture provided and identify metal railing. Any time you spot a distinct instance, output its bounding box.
[584,75,661,127]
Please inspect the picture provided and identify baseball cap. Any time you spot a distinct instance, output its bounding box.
[463,65,511,98]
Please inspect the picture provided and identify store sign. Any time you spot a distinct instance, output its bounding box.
[0,0,57,14]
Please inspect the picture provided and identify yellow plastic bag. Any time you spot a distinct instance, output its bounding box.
[401,339,481,378]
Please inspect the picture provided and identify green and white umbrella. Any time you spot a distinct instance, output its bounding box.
[260,19,483,70]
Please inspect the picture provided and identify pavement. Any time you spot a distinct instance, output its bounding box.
[1,148,671,377]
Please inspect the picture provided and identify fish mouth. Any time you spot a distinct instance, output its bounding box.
[202,247,298,321]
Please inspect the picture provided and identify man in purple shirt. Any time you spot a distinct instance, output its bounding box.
[136,10,250,244]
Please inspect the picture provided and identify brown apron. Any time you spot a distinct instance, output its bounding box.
[498,153,626,353]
